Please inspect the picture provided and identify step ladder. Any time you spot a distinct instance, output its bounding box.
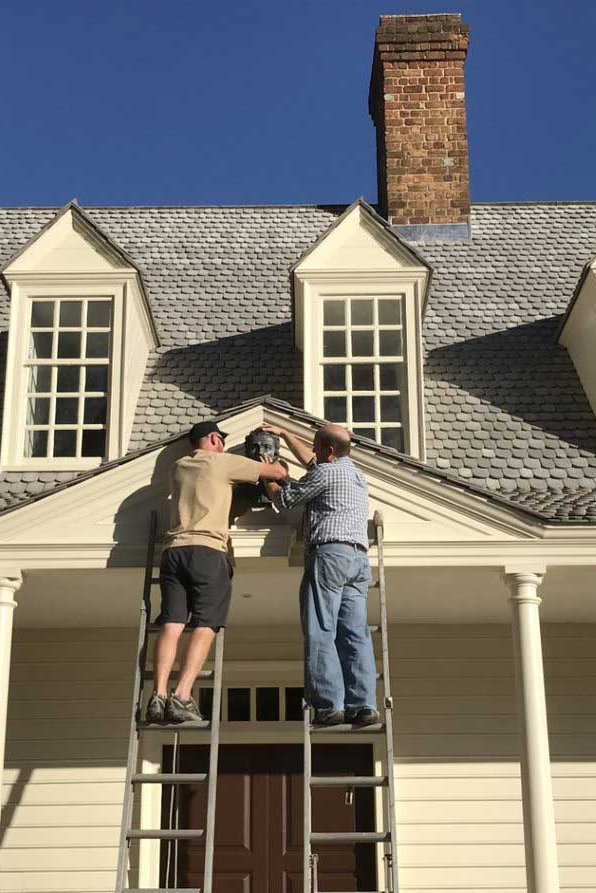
[302,510,399,893]
[115,511,224,893]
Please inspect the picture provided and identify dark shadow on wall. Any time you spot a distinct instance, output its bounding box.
[424,316,596,453]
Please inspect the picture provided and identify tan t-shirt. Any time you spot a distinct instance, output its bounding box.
[165,451,262,552]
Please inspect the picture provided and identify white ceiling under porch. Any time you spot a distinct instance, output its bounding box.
[12,560,596,629]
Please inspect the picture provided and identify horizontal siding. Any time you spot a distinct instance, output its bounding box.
[2,628,135,892]
[2,623,595,893]
[391,623,596,891]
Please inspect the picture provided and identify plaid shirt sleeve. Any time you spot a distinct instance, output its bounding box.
[274,462,327,510]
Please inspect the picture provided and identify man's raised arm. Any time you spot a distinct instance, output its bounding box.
[261,424,315,468]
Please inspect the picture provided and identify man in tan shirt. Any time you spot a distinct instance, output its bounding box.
[147,420,287,724]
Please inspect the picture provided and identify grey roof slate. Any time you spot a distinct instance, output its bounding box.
[1,202,596,522]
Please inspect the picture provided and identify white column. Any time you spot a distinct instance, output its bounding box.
[505,571,560,893]
[0,575,22,816]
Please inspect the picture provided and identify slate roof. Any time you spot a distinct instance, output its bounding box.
[1,202,596,523]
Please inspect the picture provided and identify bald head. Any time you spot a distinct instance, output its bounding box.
[314,424,351,462]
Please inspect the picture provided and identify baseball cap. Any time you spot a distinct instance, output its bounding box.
[188,420,228,445]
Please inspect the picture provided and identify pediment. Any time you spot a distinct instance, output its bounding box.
[3,203,137,276]
[294,200,430,274]
[0,402,539,569]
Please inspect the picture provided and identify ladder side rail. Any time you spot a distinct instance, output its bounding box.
[203,627,225,893]
[115,511,159,893]
[373,510,400,893]
[303,701,312,893]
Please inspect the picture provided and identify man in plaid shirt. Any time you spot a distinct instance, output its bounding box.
[263,423,379,727]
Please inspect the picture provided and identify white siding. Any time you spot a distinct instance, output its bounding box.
[2,624,595,892]
[391,623,596,892]
[2,629,134,893]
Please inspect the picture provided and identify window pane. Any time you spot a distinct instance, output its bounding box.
[83,396,107,425]
[381,395,401,422]
[256,688,279,721]
[227,688,250,722]
[30,332,53,359]
[378,299,401,325]
[55,398,79,424]
[323,365,346,391]
[81,429,106,457]
[87,301,111,328]
[351,300,373,325]
[379,330,402,357]
[28,365,52,393]
[379,364,400,391]
[351,330,374,357]
[323,331,345,358]
[53,429,77,457]
[85,365,109,392]
[86,333,110,358]
[323,301,345,326]
[26,397,50,426]
[31,301,55,328]
[352,364,374,391]
[59,301,82,327]
[324,396,346,423]
[58,332,81,359]
[25,429,48,458]
[285,687,304,721]
[352,396,375,423]
[57,366,81,392]
[354,427,376,442]
[381,427,404,452]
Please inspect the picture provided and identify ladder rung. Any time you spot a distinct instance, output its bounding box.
[132,772,207,784]
[127,829,204,840]
[310,723,385,734]
[311,831,390,844]
[143,668,214,680]
[149,577,161,585]
[138,720,211,731]
[310,775,388,787]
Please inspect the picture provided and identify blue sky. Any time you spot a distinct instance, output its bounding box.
[2,0,595,206]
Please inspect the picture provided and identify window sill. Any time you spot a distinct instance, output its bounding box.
[1,458,104,473]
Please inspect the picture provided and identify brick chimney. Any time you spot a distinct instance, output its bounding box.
[369,14,471,237]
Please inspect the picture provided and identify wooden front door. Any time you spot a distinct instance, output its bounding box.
[161,744,376,892]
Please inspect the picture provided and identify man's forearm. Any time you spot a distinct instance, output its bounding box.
[282,432,314,467]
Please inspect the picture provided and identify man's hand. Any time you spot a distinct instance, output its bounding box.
[262,423,314,468]
[257,456,288,482]
[262,423,287,439]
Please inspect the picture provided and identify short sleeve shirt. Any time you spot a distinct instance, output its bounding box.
[165,451,262,552]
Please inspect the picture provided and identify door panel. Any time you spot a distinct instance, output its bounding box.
[161,744,376,892]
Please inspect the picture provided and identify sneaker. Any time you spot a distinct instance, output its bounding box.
[312,709,345,727]
[146,692,166,724]
[165,693,203,724]
[345,707,381,726]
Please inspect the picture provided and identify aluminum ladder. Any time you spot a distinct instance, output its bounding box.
[115,511,224,893]
[302,510,399,893]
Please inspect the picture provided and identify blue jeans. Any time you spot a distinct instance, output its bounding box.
[300,543,377,715]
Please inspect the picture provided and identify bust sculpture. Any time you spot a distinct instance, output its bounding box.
[244,428,281,463]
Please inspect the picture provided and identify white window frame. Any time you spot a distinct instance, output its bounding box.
[1,276,127,471]
[298,272,426,460]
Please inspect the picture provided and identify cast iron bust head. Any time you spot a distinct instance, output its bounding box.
[244,428,280,463]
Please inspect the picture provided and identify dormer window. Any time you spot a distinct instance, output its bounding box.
[292,200,431,459]
[322,296,406,450]
[0,202,159,471]
[25,297,112,459]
